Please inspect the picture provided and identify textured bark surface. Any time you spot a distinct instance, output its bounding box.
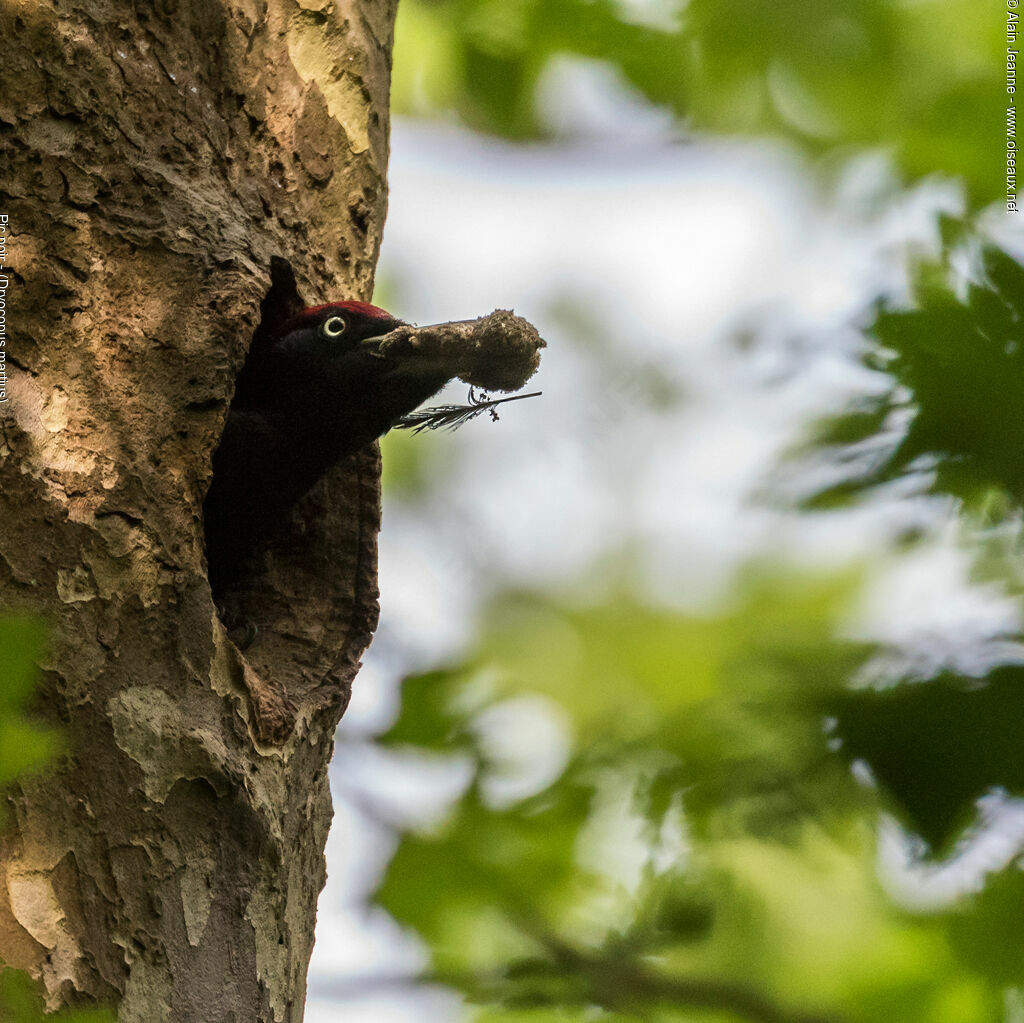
[0,0,397,1018]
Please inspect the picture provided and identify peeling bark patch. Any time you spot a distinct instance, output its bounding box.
[108,687,227,804]
[118,955,173,1023]
[5,864,86,1008]
[246,889,290,1023]
[242,660,298,746]
[57,566,98,604]
[6,868,66,949]
[347,187,374,236]
[286,10,371,154]
[180,854,215,947]
[83,546,161,606]
[295,86,341,184]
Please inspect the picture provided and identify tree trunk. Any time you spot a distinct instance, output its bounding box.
[0,1,396,1018]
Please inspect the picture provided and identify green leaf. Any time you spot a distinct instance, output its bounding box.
[0,618,62,788]
[0,720,60,786]
[832,666,1024,853]
[947,866,1024,986]
[0,969,114,1022]
[0,618,48,712]
[377,776,597,975]
[380,667,483,752]
[806,244,1024,508]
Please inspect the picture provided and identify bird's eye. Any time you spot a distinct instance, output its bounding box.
[321,315,347,338]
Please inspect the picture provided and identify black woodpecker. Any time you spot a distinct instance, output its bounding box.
[203,301,450,594]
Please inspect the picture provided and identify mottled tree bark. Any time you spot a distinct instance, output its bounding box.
[0,0,396,1019]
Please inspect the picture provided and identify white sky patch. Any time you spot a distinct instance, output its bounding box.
[536,55,680,140]
[879,794,1024,910]
[472,694,573,808]
[851,527,1024,681]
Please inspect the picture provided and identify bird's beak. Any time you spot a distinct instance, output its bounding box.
[359,334,392,359]
[359,319,408,359]
[359,324,452,379]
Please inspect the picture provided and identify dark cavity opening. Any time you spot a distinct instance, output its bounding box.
[203,257,307,621]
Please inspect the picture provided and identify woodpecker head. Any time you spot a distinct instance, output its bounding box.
[237,300,409,407]
[274,300,452,397]
[232,298,453,453]
[286,299,401,344]
[274,301,405,359]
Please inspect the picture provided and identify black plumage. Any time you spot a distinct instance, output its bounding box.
[204,299,449,593]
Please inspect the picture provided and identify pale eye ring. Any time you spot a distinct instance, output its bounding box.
[321,315,347,338]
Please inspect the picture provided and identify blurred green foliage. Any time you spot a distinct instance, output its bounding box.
[372,0,1024,1018]
[0,619,113,1022]
[812,236,1024,509]
[0,618,60,791]
[372,226,1024,1007]
[834,666,1024,851]
[374,241,1024,1012]
[374,572,1021,1021]
[393,0,1001,206]
[381,428,455,501]
[797,232,1024,856]
[0,970,112,1023]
